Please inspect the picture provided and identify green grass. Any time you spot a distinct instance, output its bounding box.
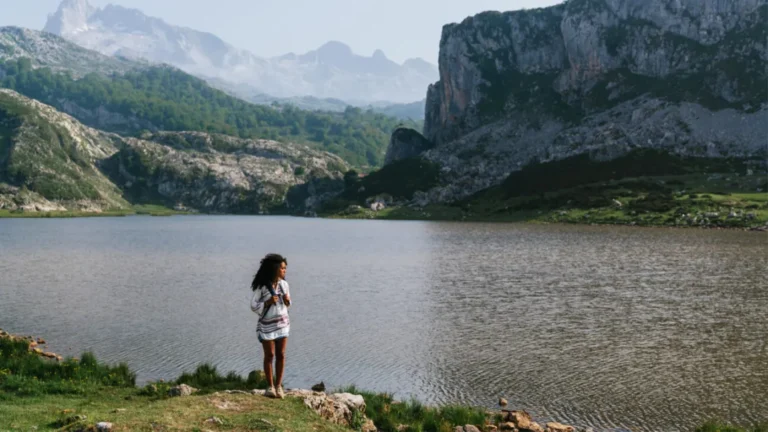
[1,335,764,431]
[0,338,135,397]
[696,421,768,432]
[0,204,188,218]
[335,386,490,432]
[328,173,768,230]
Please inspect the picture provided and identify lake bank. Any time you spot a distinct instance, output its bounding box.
[1,331,763,432]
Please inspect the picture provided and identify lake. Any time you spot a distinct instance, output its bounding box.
[1,216,766,431]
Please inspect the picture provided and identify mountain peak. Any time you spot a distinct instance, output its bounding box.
[44,0,97,36]
[316,41,353,58]
[372,49,388,60]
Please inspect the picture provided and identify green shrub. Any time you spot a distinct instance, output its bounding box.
[0,337,135,396]
[175,363,267,394]
[337,386,488,432]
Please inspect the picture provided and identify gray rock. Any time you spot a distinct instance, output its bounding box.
[168,384,198,397]
[415,1,767,205]
[385,128,435,165]
[96,422,113,431]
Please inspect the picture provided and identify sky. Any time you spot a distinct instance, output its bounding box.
[4,0,564,64]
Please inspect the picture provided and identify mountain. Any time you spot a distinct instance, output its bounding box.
[0,26,140,76]
[0,89,347,214]
[392,0,768,204]
[206,77,426,120]
[43,0,438,103]
[0,43,422,167]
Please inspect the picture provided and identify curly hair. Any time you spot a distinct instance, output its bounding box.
[251,253,287,291]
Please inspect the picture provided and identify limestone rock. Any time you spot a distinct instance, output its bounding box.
[546,422,575,432]
[414,0,767,205]
[168,384,198,397]
[385,128,435,165]
[294,391,374,430]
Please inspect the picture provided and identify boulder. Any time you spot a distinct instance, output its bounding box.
[295,391,375,431]
[96,422,113,431]
[385,128,435,165]
[545,422,575,432]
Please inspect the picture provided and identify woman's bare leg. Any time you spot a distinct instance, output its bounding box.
[275,337,288,387]
[261,340,275,387]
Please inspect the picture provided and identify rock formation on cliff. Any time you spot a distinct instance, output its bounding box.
[408,0,767,204]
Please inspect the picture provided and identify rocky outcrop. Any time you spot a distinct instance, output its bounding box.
[245,389,376,431]
[103,132,347,214]
[0,27,140,77]
[0,89,347,214]
[384,128,435,165]
[418,0,767,204]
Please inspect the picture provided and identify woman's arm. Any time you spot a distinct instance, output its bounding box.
[250,288,266,315]
[282,281,291,306]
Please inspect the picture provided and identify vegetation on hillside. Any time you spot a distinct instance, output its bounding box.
[324,150,768,229]
[0,91,126,204]
[0,58,421,167]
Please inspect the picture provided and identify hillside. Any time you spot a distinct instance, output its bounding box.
[0,56,418,168]
[0,89,348,215]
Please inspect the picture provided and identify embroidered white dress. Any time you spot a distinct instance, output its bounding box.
[250,280,291,342]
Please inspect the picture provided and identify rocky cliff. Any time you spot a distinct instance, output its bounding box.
[0,89,346,214]
[415,0,767,203]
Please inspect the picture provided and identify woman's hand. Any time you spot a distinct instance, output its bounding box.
[283,294,291,306]
[268,295,279,306]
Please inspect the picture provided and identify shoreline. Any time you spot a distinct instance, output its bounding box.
[3,207,767,232]
[1,329,762,432]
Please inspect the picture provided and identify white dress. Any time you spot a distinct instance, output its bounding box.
[250,280,291,342]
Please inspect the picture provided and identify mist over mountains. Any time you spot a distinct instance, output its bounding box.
[43,0,438,104]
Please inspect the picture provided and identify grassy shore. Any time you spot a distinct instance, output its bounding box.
[0,204,187,219]
[325,174,768,230]
[1,334,765,432]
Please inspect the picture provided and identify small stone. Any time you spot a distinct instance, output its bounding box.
[465,426,482,432]
[205,417,224,425]
[111,408,127,413]
[96,422,113,431]
[498,397,508,407]
[311,381,326,392]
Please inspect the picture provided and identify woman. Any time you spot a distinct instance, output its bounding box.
[250,253,292,399]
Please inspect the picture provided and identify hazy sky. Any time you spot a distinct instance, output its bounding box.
[5,0,563,64]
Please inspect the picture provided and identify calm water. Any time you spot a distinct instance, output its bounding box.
[0,216,766,431]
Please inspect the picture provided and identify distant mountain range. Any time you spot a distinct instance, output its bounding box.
[43,0,438,104]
